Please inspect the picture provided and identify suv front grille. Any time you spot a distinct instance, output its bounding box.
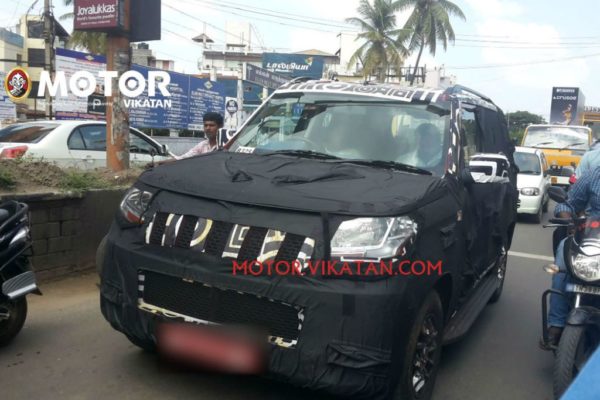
[139,270,303,347]
[145,212,315,263]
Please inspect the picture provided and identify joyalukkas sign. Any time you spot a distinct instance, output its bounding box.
[74,0,124,31]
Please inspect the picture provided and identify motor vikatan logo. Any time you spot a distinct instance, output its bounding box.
[4,67,31,102]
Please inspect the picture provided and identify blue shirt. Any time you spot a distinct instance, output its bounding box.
[576,148,600,178]
[555,167,600,217]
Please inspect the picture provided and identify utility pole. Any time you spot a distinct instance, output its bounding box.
[43,0,53,119]
[106,0,131,172]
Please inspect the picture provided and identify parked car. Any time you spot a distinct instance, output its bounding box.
[0,120,172,168]
[514,146,551,223]
[98,82,518,400]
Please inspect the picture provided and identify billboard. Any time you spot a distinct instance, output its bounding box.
[54,48,226,130]
[74,0,124,31]
[550,87,586,125]
[54,48,107,120]
[262,53,324,79]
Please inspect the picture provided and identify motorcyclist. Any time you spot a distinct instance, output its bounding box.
[541,167,600,349]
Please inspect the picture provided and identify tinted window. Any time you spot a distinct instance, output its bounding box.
[0,123,56,143]
[27,48,45,68]
[129,130,157,154]
[514,152,541,175]
[78,125,106,151]
[67,129,86,150]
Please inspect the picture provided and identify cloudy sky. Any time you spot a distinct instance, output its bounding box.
[2,0,599,120]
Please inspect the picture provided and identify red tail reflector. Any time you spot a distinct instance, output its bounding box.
[0,145,28,159]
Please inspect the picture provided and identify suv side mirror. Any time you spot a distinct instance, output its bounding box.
[543,168,550,177]
[548,186,567,203]
[460,167,476,186]
[161,144,169,155]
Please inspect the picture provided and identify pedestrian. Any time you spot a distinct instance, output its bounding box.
[149,112,224,168]
[174,112,223,159]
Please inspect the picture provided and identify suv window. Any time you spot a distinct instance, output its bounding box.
[461,109,477,160]
[230,92,450,175]
[0,123,56,143]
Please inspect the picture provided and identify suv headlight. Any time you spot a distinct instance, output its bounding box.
[571,252,600,282]
[119,187,154,225]
[330,216,417,259]
[520,187,540,196]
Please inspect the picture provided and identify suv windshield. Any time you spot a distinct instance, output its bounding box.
[522,126,589,150]
[514,152,541,175]
[229,92,450,175]
[0,123,57,143]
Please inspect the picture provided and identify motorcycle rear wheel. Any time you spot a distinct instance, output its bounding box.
[0,297,27,347]
[553,325,599,399]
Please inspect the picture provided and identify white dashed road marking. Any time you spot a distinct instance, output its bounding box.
[508,251,555,262]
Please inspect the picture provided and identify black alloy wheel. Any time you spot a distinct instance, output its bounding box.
[393,291,444,400]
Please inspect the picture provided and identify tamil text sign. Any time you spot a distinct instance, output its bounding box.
[245,64,289,90]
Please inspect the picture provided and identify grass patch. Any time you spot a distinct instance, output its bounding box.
[0,169,16,190]
[59,170,111,192]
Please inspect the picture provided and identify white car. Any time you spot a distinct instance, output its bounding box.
[514,146,551,223]
[0,120,172,169]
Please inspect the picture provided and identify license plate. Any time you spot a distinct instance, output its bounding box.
[551,177,558,184]
[156,322,267,374]
[567,284,600,296]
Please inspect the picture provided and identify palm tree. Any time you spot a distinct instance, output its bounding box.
[394,0,465,85]
[346,0,407,82]
[60,0,107,54]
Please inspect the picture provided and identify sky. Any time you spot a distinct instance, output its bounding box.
[1,0,600,120]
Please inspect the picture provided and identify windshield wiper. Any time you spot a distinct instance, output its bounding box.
[560,141,586,150]
[332,159,432,175]
[263,149,342,160]
[530,141,554,147]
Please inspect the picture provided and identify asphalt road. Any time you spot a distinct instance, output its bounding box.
[1,211,557,400]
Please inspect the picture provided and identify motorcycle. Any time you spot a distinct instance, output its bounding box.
[541,187,600,398]
[0,200,40,346]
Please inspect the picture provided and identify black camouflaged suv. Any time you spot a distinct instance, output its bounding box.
[98,81,518,400]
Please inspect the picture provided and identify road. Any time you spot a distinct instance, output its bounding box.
[1,213,556,400]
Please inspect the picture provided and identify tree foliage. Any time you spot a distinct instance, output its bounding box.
[506,110,547,143]
[394,0,466,84]
[346,0,407,82]
[61,0,107,55]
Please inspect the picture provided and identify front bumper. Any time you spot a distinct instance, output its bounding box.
[99,228,423,399]
[517,193,542,214]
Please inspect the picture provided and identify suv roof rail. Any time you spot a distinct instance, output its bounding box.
[445,85,494,104]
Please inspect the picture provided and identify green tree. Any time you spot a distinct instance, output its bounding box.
[394,0,466,85]
[506,110,546,143]
[346,0,407,82]
[60,0,107,55]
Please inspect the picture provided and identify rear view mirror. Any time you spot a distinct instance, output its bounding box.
[161,144,169,155]
[548,186,567,203]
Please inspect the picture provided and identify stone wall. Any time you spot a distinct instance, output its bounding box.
[1,189,126,281]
